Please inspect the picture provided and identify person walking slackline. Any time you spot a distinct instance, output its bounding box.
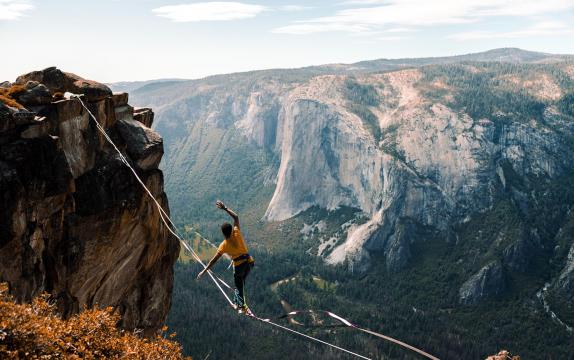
[197,201,255,313]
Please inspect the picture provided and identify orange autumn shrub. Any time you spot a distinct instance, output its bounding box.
[0,85,26,109]
[0,283,190,359]
[0,94,23,109]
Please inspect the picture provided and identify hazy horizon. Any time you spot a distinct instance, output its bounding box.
[106,47,574,84]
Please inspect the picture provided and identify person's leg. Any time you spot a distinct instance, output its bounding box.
[240,262,254,307]
[233,263,247,307]
[244,262,253,279]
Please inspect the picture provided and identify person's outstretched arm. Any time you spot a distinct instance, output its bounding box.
[216,200,240,229]
[197,252,222,279]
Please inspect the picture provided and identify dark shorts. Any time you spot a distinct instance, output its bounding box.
[234,261,254,278]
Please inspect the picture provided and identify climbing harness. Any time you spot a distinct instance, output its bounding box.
[72,94,439,360]
[233,253,252,263]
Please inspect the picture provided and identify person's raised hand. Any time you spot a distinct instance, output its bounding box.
[216,200,226,210]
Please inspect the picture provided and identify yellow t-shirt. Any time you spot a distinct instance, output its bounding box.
[217,226,254,266]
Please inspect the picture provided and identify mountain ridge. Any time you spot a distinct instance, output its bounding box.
[110,48,574,95]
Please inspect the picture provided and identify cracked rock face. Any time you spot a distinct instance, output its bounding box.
[0,68,179,335]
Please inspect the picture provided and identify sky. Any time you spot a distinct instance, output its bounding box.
[1,0,574,82]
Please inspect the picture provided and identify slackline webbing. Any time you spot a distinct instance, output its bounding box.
[72,94,439,360]
[280,311,439,360]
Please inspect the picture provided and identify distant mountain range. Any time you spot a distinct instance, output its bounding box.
[111,48,574,359]
[111,48,574,95]
[107,78,187,94]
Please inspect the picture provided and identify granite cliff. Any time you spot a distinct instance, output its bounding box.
[0,67,179,334]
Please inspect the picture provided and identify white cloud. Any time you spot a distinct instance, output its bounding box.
[339,0,388,4]
[530,21,572,31]
[153,2,267,22]
[0,0,34,20]
[278,5,312,12]
[273,0,574,34]
[448,21,574,40]
[475,0,574,17]
[273,22,370,34]
[384,27,415,33]
[378,36,405,41]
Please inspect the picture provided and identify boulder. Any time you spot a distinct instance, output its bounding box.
[112,92,129,107]
[12,82,52,106]
[16,67,112,102]
[12,109,37,126]
[116,118,163,170]
[134,108,154,127]
[20,117,50,139]
[114,104,134,123]
[73,78,112,102]
[16,67,67,91]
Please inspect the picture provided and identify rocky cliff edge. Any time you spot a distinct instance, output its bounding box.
[0,67,180,334]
